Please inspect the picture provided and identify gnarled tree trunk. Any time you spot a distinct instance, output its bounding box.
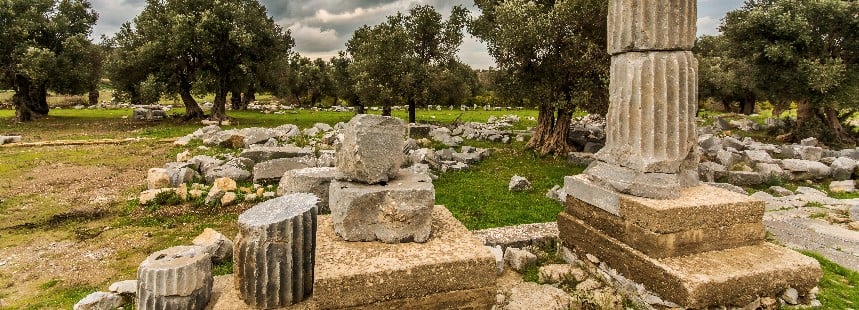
[526,104,555,150]
[12,75,49,122]
[242,88,255,110]
[230,90,242,110]
[179,78,205,120]
[539,108,576,156]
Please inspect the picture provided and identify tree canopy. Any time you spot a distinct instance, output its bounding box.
[346,5,469,120]
[106,0,294,120]
[471,0,609,155]
[1,0,100,121]
[720,0,859,143]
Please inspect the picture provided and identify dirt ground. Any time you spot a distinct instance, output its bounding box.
[0,141,240,308]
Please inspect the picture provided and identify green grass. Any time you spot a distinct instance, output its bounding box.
[802,251,859,309]
[435,141,586,230]
[7,284,100,310]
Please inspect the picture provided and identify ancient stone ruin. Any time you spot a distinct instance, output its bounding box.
[560,0,823,308]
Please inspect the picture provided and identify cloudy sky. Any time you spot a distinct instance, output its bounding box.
[90,0,745,69]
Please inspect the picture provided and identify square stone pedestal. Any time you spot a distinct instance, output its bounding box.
[560,176,822,308]
[208,206,497,309]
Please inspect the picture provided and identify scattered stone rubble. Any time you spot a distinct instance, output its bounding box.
[140,117,499,213]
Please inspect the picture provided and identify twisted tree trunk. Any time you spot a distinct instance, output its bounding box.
[526,104,555,150]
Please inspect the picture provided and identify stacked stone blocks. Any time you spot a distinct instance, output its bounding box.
[330,114,435,243]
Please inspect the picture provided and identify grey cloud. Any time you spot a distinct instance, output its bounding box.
[90,0,744,68]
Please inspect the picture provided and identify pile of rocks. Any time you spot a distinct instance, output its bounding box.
[141,119,495,210]
[413,114,526,147]
[131,105,169,121]
[697,135,859,186]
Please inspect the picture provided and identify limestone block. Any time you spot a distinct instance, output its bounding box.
[508,175,532,192]
[597,51,698,174]
[234,193,318,308]
[137,246,213,310]
[831,157,857,180]
[205,177,236,205]
[782,159,831,179]
[74,291,125,310]
[335,114,405,184]
[147,168,171,190]
[728,171,765,186]
[192,228,234,263]
[277,167,338,214]
[829,180,856,193]
[538,264,577,284]
[238,146,313,163]
[503,247,537,272]
[109,280,137,295]
[329,171,434,243]
[487,245,504,275]
[607,0,697,54]
[252,157,313,184]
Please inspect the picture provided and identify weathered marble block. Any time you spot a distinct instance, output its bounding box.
[329,171,434,243]
[234,193,318,308]
[137,246,213,310]
[607,0,697,54]
[277,167,338,214]
[335,114,405,184]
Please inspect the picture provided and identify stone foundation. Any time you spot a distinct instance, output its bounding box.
[208,206,497,309]
[558,185,822,308]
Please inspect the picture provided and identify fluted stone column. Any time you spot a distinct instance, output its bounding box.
[234,193,318,308]
[137,246,213,310]
[583,0,699,200]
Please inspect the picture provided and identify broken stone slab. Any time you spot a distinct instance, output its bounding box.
[728,171,765,186]
[504,247,537,272]
[717,149,742,168]
[74,291,126,310]
[164,162,200,187]
[799,146,824,161]
[744,150,775,164]
[722,136,746,151]
[487,245,504,275]
[205,177,237,205]
[829,180,856,194]
[188,155,222,174]
[768,186,795,197]
[782,159,831,180]
[251,157,313,184]
[698,161,727,183]
[336,114,405,184]
[234,193,318,308]
[831,157,857,181]
[408,123,432,139]
[472,222,559,251]
[192,228,233,263]
[204,158,253,183]
[206,130,246,148]
[238,146,313,163]
[452,152,481,164]
[277,167,338,214]
[538,264,582,284]
[238,127,280,146]
[109,280,137,295]
[147,168,171,190]
[755,163,786,179]
[137,246,213,310]
[329,171,434,243]
[508,175,532,192]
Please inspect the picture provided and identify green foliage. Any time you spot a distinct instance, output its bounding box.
[143,190,184,212]
[0,0,100,121]
[435,141,586,230]
[720,0,859,142]
[801,251,859,309]
[346,5,470,120]
[471,0,609,114]
[106,0,294,119]
[213,259,234,276]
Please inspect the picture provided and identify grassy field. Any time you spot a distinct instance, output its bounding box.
[0,106,855,308]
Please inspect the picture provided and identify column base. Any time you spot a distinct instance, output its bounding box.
[558,212,821,308]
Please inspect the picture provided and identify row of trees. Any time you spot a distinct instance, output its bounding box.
[698,0,859,144]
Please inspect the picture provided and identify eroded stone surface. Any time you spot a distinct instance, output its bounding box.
[234,193,318,308]
[330,171,434,243]
[192,228,233,263]
[607,0,697,54]
[335,114,405,184]
[137,245,213,310]
[278,167,338,214]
